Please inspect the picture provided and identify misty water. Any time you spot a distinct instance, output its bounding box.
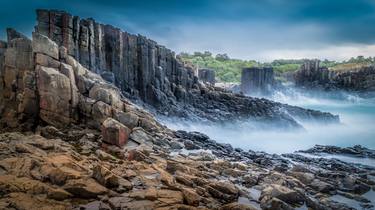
[161,87,375,164]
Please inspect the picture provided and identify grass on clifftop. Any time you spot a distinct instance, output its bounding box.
[179,52,375,83]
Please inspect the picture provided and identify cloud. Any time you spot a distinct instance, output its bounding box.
[0,0,374,61]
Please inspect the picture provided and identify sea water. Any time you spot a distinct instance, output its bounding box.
[161,88,375,157]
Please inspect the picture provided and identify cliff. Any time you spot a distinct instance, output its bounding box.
[240,67,275,95]
[294,60,375,91]
[31,9,338,126]
[198,68,215,85]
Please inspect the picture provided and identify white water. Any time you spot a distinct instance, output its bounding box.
[162,88,375,156]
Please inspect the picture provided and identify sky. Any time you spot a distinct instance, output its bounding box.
[1,0,375,62]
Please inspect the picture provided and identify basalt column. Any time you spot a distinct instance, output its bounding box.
[240,67,274,95]
[198,68,215,85]
[35,9,198,109]
[294,60,333,87]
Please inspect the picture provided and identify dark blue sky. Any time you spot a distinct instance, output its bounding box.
[1,0,374,61]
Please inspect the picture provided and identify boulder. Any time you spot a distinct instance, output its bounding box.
[260,184,304,205]
[32,32,59,59]
[101,118,131,147]
[182,188,200,206]
[261,197,294,210]
[113,110,139,129]
[63,178,107,198]
[129,127,153,144]
[36,65,72,127]
[206,181,239,202]
[89,83,123,109]
[310,179,335,193]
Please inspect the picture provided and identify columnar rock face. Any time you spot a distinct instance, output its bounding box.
[241,67,275,95]
[198,68,215,85]
[30,9,338,126]
[294,60,333,87]
[294,60,375,91]
[334,66,375,91]
[35,9,195,109]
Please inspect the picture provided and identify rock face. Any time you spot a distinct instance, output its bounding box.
[294,60,334,88]
[198,68,215,85]
[294,59,375,91]
[32,9,338,126]
[0,28,164,136]
[0,29,37,130]
[241,67,275,95]
[35,9,196,110]
[334,66,375,91]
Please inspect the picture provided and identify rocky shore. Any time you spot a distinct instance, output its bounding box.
[0,9,373,210]
[294,60,375,92]
[0,128,374,210]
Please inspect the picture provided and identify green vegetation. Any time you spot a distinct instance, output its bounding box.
[179,52,375,83]
[179,52,259,83]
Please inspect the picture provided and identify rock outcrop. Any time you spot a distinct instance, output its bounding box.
[0,28,163,134]
[294,60,335,88]
[198,68,215,85]
[241,67,275,96]
[32,9,338,126]
[294,60,375,91]
[0,9,373,210]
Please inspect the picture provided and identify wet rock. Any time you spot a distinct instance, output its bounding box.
[300,144,375,159]
[261,197,294,210]
[242,175,259,187]
[260,184,304,206]
[184,140,201,150]
[310,179,335,193]
[290,171,315,185]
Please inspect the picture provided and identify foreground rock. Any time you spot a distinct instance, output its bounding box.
[1,128,374,210]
